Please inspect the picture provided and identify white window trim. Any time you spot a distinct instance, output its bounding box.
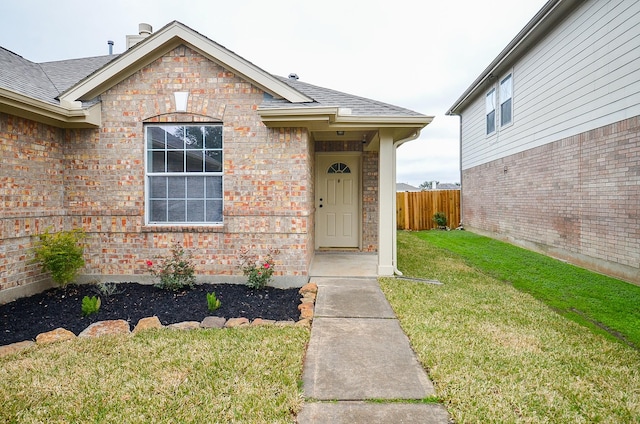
[486,87,496,136]
[144,124,224,226]
[499,72,513,128]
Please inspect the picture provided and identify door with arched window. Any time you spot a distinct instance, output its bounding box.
[316,154,360,248]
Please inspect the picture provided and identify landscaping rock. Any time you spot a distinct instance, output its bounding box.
[168,321,200,330]
[133,316,163,333]
[79,320,131,338]
[299,282,318,295]
[200,316,226,329]
[300,307,314,320]
[36,328,76,345]
[225,317,250,328]
[0,340,35,357]
[251,318,276,326]
[298,302,314,312]
[275,320,296,327]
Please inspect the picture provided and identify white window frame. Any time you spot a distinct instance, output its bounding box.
[500,73,513,127]
[486,88,496,135]
[144,124,223,225]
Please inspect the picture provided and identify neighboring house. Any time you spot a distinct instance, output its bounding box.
[434,183,459,190]
[447,0,639,284]
[0,21,433,301]
[396,183,420,192]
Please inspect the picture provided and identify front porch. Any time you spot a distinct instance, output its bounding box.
[309,252,378,278]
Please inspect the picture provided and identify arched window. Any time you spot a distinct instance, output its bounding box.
[327,162,351,174]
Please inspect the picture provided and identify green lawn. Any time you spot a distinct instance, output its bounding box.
[415,230,640,348]
[0,327,309,423]
[380,230,640,423]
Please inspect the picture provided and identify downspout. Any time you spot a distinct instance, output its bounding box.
[458,114,463,228]
[392,130,422,276]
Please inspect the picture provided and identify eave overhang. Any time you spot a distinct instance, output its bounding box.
[59,21,313,105]
[257,106,433,141]
[0,87,101,128]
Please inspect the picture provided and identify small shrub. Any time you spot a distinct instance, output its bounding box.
[147,242,196,291]
[239,247,279,289]
[92,282,122,297]
[32,227,86,287]
[81,295,101,317]
[432,212,448,228]
[206,292,222,311]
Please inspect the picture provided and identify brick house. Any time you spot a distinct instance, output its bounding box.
[447,0,639,284]
[0,21,432,302]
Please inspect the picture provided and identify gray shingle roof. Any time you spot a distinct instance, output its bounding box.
[0,47,59,104]
[0,47,118,106]
[40,55,118,95]
[1,40,424,119]
[263,76,426,117]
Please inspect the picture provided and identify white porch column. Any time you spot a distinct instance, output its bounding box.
[378,129,396,275]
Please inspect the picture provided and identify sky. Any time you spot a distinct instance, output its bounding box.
[0,0,547,186]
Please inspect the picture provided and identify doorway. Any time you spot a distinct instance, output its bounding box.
[315,153,361,249]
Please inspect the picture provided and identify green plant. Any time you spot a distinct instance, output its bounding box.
[147,242,196,291]
[32,227,86,287]
[432,211,447,228]
[206,292,222,311]
[81,295,101,317]
[239,247,279,289]
[92,282,122,297]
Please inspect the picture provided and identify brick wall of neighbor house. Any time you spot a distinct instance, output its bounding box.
[462,116,640,283]
[315,140,379,252]
[0,113,66,293]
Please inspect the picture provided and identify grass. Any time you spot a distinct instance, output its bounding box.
[0,327,309,423]
[416,230,640,348]
[380,230,640,423]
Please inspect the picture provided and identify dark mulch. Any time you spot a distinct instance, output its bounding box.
[0,283,301,346]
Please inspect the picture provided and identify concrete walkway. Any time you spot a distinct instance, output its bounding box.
[298,277,450,423]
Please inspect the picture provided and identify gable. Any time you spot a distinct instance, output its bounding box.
[59,21,312,106]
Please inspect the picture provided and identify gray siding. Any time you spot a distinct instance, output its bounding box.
[462,0,640,170]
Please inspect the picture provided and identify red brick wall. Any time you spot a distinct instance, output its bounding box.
[462,116,640,283]
[2,45,317,297]
[0,114,66,292]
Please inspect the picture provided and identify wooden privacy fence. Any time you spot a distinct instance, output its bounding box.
[396,190,461,230]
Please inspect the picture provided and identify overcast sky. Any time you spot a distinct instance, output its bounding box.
[1,0,547,186]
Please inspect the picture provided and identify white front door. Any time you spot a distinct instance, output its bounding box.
[316,154,360,248]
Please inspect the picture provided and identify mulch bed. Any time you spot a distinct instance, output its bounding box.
[0,283,301,346]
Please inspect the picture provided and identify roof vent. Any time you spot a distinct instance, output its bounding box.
[288,73,299,80]
[138,23,153,36]
[126,23,153,49]
[107,40,114,55]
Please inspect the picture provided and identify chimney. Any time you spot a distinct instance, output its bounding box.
[107,40,114,55]
[126,23,153,49]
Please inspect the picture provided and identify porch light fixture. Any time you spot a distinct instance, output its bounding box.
[174,91,189,112]
[336,131,345,136]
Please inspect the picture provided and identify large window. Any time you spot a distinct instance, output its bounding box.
[486,88,496,135]
[500,74,513,126]
[146,124,223,224]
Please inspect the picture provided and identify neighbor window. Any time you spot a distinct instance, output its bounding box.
[486,88,496,135]
[500,74,513,126]
[145,124,223,224]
